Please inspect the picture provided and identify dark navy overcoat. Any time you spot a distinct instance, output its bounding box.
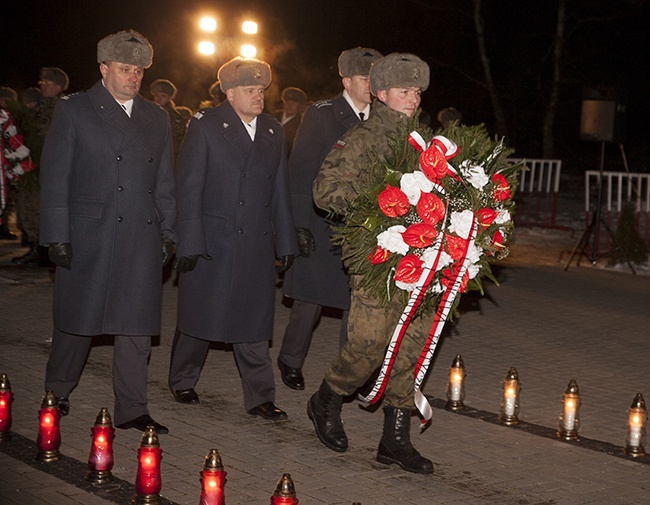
[175,101,298,343]
[282,94,357,310]
[39,81,176,336]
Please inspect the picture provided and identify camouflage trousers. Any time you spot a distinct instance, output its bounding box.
[325,275,428,409]
[15,183,40,243]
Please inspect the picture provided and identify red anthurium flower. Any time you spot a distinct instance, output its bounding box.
[368,245,390,264]
[394,254,424,284]
[492,230,506,249]
[416,191,445,225]
[476,208,497,228]
[378,184,410,217]
[444,234,469,261]
[419,145,448,182]
[441,265,469,292]
[491,173,511,201]
[401,223,437,248]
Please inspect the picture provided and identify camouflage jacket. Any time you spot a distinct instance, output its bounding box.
[312,100,408,215]
[164,101,187,163]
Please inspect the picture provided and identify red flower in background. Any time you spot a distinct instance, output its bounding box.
[394,254,424,284]
[416,191,445,225]
[401,223,437,248]
[476,208,497,228]
[368,246,390,264]
[378,184,410,217]
[444,234,469,261]
[441,264,469,292]
[491,174,510,201]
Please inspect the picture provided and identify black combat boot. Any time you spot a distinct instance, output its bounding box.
[376,405,433,474]
[307,380,348,452]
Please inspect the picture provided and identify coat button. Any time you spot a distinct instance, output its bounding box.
[117,186,124,191]
[117,216,123,223]
[239,200,245,206]
[117,155,123,161]
[238,228,243,234]
[148,157,154,163]
[147,189,153,194]
[264,202,270,207]
[147,219,153,224]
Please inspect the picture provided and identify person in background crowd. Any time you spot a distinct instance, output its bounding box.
[278,47,382,391]
[274,87,308,158]
[149,79,186,164]
[437,106,462,128]
[169,56,298,421]
[39,30,176,434]
[309,53,434,475]
[13,66,69,266]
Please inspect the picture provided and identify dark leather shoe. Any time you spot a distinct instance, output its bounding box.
[277,359,305,390]
[247,401,288,421]
[57,397,70,416]
[116,414,169,434]
[171,388,200,404]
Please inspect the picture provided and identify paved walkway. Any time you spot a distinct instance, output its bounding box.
[1,211,649,504]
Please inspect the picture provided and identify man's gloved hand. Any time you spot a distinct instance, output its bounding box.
[275,254,294,274]
[162,235,175,266]
[48,243,72,270]
[173,254,212,273]
[296,228,315,257]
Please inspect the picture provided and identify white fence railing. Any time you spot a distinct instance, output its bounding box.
[507,158,567,229]
[584,170,650,249]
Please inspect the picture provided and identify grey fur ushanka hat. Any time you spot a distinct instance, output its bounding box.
[218,57,272,92]
[338,47,383,78]
[97,30,153,68]
[369,53,430,95]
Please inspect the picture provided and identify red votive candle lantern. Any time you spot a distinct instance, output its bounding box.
[132,426,163,505]
[270,473,299,505]
[86,407,115,484]
[199,448,227,505]
[0,373,14,442]
[36,391,61,462]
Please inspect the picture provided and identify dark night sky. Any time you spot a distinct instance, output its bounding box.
[3,0,650,169]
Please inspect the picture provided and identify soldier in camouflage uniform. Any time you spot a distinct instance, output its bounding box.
[13,67,69,265]
[149,79,187,164]
[308,53,434,474]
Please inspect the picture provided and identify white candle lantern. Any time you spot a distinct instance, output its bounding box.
[498,367,520,425]
[445,354,466,411]
[625,393,647,457]
[557,379,580,440]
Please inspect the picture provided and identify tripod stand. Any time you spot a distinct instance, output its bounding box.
[564,142,636,274]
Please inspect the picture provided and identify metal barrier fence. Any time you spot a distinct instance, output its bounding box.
[584,170,650,251]
[507,158,568,229]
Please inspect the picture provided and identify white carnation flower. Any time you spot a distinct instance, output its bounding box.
[495,208,511,224]
[5,124,17,136]
[459,161,489,190]
[5,145,29,160]
[377,225,409,255]
[448,210,474,239]
[400,171,434,205]
[395,280,417,292]
[467,263,481,279]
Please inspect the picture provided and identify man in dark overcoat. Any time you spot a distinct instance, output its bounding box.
[278,47,382,391]
[169,57,298,420]
[39,30,176,434]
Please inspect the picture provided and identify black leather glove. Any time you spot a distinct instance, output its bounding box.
[48,242,72,270]
[173,254,212,273]
[162,235,175,266]
[275,254,294,274]
[296,228,315,257]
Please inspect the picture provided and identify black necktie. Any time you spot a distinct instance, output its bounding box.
[359,112,365,121]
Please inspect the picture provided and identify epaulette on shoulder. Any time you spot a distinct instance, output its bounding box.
[314,99,333,109]
[193,109,207,120]
[60,91,84,101]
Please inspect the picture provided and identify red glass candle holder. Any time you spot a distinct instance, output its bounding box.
[270,473,299,505]
[36,391,61,462]
[87,408,115,484]
[199,449,227,505]
[132,427,163,504]
[0,373,14,442]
